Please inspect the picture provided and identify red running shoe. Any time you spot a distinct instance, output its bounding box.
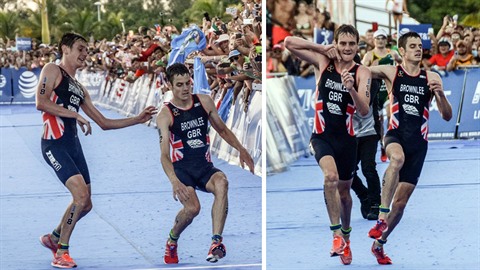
[368,219,388,239]
[39,234,58,257]
[51,252,77,268]
[164,241,179,264]
[330,235,346,257]
[371,241,392,265]
[339,240,352,265]
[206,241,226,263]
[380,148,387,162]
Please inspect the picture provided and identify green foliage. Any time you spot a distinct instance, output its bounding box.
[1,0,238,44]
[409,0,480,32]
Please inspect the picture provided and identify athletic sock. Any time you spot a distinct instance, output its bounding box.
[330,224,341,233]
[169,229,179,243]
[52,230,60,238]
[212,234,223,243]
[379,205,390,214]
[341,227,352,237]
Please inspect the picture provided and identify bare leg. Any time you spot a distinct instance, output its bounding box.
[381,182,415,240]
[170,187,201,239]
[56,175,92,256]
[378,143,404,221]
[206,172,229,236]
[338,179,353,241]
[319,156,341,235]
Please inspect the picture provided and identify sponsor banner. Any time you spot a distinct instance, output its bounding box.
[458,68,480,138]
[75,69,106,101]
[294,75,316,131]
[12,67,41,104]
[266,93,295,174]
[16,37,32,51]
[243,90,262,173]
[266,76,310,174]
[314,28,334,45]
[399,24,433,49]
[0,68,13,103]
[428,70,464,139]
[267,76,310,159]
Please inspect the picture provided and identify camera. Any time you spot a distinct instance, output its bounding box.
[235,33,242,39]
[254,4,260,10]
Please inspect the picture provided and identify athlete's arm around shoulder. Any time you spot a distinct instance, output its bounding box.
[284,36,337,69]
[81,89,157,131]
[361,50,373,66]
[368,65,396,83]
[36,63,78,119]
[352,65,371,116]
[197,94,254,173]
[427,71,452,121]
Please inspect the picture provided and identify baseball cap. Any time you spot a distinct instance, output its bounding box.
[374,29,388,38]
[438,37,452,48]
[215,34,229,44]
[228,49,241,59]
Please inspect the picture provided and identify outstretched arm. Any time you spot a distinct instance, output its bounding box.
[199,94,255,173]
[81,89,157,130]
[427,72,452,121]
[156,107,190,202]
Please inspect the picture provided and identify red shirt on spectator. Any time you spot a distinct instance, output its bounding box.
[429,50,454,67]
[138,43,159,62]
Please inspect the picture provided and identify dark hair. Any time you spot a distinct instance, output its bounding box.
[398,31,421,50]
[334,24,359,43]
[166,63,190,83]
[58,32,87,55]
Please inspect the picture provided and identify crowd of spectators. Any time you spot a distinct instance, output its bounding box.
[266,0,479,78]
[0,0,262,112]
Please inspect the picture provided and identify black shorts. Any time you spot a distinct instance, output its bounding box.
[41,135,91,185]
[174,161,222,192]
[310,133,357,180]
[384,129,428,185]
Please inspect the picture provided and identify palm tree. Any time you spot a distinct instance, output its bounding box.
[0,11,20,39]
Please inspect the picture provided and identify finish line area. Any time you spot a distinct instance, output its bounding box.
[0,105,262,270]
[267,138,480,269]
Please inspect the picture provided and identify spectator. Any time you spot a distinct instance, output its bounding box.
[446,40,477,71]
[293,1,314,41]
[424,38,454,73]
[386,0,409,30]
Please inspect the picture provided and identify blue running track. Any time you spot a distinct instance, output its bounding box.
[0,105,261,270]
[267,139,480,269]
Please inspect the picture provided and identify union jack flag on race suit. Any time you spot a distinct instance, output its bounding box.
[169,133,184,162]
[345,103,355,136]
[42,93,65,139]
[421,107,429,141]
[168,25,206,67]
[313,90,325,134]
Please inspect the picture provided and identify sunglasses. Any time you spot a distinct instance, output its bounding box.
[229,56,239,62]
[375,36,387,40]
